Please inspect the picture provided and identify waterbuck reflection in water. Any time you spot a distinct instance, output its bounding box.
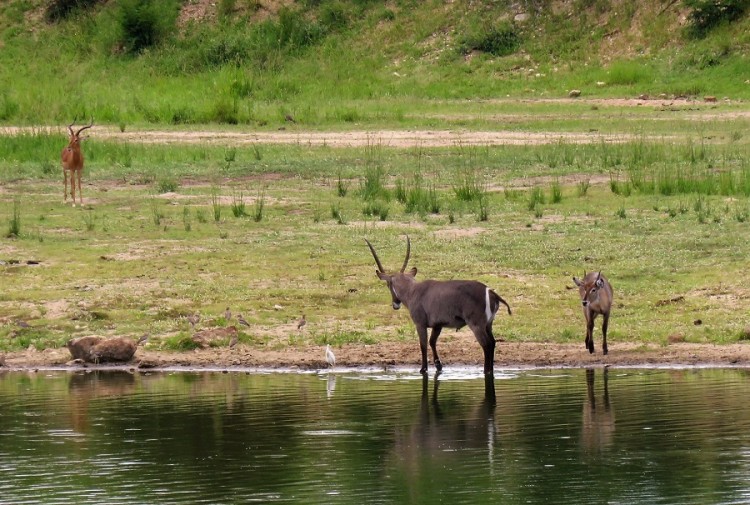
[389,373,498,481]
[582,368,615,454]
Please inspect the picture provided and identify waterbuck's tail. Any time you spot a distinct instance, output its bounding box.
[489,289,512,316]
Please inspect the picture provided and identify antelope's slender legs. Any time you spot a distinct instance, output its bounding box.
[417,325,429,374]
[429,326,443,371]
[602,313,610,355]
[76,169,83,206]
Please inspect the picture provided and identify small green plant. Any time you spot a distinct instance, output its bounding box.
[577,179,590,197]
[231,190,247,217]
[196,209,208,224]
[616,205,627,219]
[477,194,489,222]
[211,186,222,222]
[183,206,192,231]
[149,195,164,226]
[331,203,346,224]
[394,177,407,203]
[550,180,563,204]
[312,202,322,223]
[164,332,200,351]
[453,170,484,202]
[253,187,266,222]
[363,200,390,221]
[157,177,178,193]
[224,147,237,170]
[527,187,545,211]
[336,170,349,197]
[360,165,389,202]
[7,199,21,238]
[83,209,95,231]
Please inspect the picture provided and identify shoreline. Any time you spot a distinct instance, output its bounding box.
[3,341,750,372]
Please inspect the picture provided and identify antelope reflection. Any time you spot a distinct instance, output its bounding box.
[389,374,498,490]
[581,368,615,454]
[68,371,136,433]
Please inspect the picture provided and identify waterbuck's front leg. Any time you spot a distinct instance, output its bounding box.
[601,313,610,355]
[417,325,429,374]
[429,326,443,372]
[585,312,596,354]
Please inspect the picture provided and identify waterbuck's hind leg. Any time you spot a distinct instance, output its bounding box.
[429,326,443,372]
[469,323,495,375]
[602,313,610,355]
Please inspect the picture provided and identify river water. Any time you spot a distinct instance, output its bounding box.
[1,367,749,504]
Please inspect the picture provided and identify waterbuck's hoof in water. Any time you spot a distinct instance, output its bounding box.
[435,360,443,372]
[420,367,428,375]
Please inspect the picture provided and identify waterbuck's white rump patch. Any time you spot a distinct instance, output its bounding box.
[485,287,493,323]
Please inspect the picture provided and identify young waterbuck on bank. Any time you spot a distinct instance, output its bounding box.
[573,271,613,354]
[365,236,511,375]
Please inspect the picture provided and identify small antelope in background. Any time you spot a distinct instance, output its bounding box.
[61,119,93,207]
[366,236,511,375]
[573,271,613,354]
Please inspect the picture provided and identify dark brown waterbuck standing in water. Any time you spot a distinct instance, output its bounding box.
[572,271,613,354]
[365,236,511,375]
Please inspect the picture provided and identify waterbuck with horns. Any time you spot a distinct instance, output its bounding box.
[572,271,613,355]
[365,236,511,375]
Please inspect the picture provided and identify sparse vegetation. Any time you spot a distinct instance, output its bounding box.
[0,1,749,355]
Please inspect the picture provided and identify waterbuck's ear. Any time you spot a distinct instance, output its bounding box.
[572,277,582,286]
[595,278,604,288]
[407,267,417,277]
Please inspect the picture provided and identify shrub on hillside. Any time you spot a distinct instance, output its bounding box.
[116,0,179,54]
[684,0,750,38]
[458,21,521,57]
[45,0,103,22]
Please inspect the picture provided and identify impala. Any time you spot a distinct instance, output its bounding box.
[61,119,93,207]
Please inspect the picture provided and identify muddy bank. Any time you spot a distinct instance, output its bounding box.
[3,340,750,371]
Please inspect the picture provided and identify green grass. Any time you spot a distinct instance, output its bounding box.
[0,1,749,128]
[1,120,749,353]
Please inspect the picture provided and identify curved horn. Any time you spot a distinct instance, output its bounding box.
[75,118,94,136]
[67,120,75,136]
[400,235,411,273]
[364,238,385,273]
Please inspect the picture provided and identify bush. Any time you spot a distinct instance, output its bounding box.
[117,0,179,54]
[458,21,520,57]
[45,0,103,22]
[684,0,750,38]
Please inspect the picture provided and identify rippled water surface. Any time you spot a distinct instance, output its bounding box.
[1,368,750,504]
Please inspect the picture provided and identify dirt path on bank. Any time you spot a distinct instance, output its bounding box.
[4,340,750,372]
[1,97,744,148]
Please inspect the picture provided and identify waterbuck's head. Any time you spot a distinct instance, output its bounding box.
[573,271,605,308]
[365,236,417,310]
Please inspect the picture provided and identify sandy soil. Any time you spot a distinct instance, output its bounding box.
[1,97,743,149]
[4,340,750,372]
